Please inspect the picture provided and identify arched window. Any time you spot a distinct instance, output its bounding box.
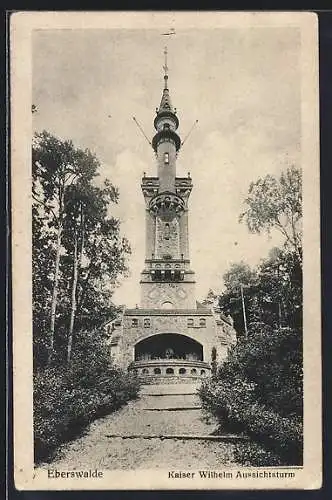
[166,368,174,374]
[179,368,186,375]
[191,368,197,375]
[201,370,206,376]
[131,318,138,327]
[162,301,173,309]
[199,318,206,327]
[142,368,149,375]
[154,368,161,374]
[187,318,194,327]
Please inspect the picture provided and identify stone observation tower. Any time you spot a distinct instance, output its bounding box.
[104,49,236,383]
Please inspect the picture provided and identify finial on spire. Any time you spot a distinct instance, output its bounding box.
[163,46,169,89]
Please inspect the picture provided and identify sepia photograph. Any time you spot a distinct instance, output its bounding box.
[11,11,321,490]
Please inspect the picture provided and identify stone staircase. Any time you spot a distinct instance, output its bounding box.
[45,383,247,470]
[101,384,247,442]
[139,382,200,396]
[139,384,202,412]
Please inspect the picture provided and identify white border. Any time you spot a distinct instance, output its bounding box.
[10,11,321,490]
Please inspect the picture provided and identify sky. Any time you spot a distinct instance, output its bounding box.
[32,27,301,307]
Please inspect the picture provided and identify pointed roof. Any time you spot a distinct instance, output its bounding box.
[158,86,173,113]
[153,47,179,132]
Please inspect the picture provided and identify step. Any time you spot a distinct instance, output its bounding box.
[137,394,200,410]
[105,433,249,441]
[143,406,202,411]
[140,383,199,396]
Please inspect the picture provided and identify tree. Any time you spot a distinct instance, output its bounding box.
[219,262,258,337]
[198,326,303,465]
[239,167,302,261]
[202,289,218,308]
[62,181,130,363]
[32,131,130,367]
[218,248,302,338]
[198,167,304,465]
[33,131,100,362]
[257,247,302,330]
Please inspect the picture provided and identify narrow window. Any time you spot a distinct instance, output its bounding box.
[164,223,170,240]
[164,152,169,164]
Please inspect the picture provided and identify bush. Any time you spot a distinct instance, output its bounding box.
[34,330,140,463]
[198,327,303,465]
[233,442,284,467]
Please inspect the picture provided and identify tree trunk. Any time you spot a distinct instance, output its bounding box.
[49,223,62,363]
[67,231,78,364]
[67,205,84,364]
[76,233,96,312]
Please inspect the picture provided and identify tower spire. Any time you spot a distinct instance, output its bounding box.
[163,46,169,89]
[155,47,178,124]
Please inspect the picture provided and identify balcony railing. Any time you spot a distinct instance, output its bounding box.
[129,359,211,378]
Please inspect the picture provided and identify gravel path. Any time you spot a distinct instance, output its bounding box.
[39,388,241,470]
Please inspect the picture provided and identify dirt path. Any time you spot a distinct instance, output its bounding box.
[40,385,242,470]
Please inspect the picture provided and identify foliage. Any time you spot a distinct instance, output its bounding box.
[233,441,284,467]
[239,166,302,260]
[219,248,302,338]
[211,346,217,378]
[199,166,303,466]
[34,329,140,463]
[202,289,219,308]
[198,328,303,465]
[32,131,137,463]
[219,262,258,336]
[32,131,131,367]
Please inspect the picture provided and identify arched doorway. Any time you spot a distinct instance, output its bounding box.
[134,333,203,361]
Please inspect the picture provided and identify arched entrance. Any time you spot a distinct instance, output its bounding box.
[134,333,203,362]
[131,333,210,380]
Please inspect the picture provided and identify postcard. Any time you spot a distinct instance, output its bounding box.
[10,11,321,490]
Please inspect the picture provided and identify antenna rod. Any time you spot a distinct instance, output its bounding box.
[181,119,199,147]
[132,117,152,146]
[163,46,169,89]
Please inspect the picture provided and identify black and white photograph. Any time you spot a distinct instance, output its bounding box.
[11,11,321,490]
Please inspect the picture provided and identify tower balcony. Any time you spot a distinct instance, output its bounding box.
[149,191,185,218]
[150,268,184,282]
[146,258,190,270]
[129,359,211,382]
[152,128,181,152]
[143,258,191,282]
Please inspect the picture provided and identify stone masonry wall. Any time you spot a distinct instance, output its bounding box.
[140,281,196,309]
[117,313,230,369]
